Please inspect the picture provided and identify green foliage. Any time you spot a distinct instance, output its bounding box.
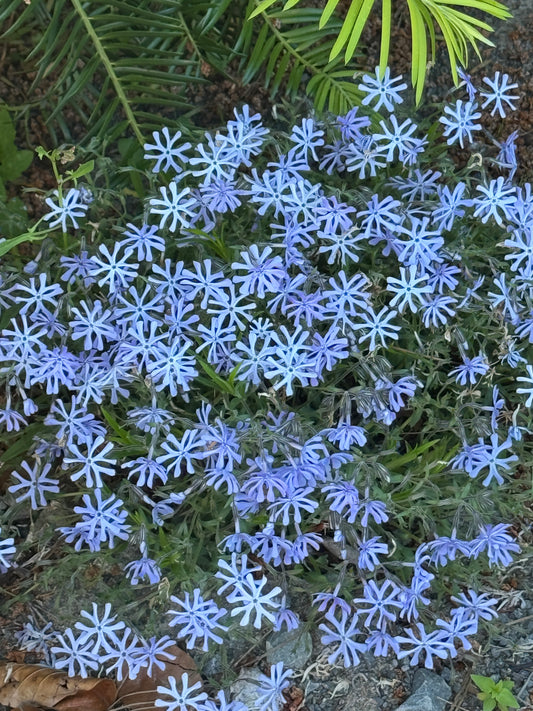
[237,2,366,115]
[249,0,512,103]
[471,675,519,711]
[0,106,33,238]
[0,107,33,199]
[0,0,239,145]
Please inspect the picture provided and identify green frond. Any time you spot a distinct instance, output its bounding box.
[240,4,367,116]
[2,0,246,146]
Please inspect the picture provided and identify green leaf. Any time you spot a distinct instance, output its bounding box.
[0,423,44,466]
[329,0,361,61]
[100,406,133,445]
[496,689,519,709]
[0,229,51,258]
[379,0,392,73]
[384,440,441,470]
[344,0,376,62]
[248,0,279,19]
[319,0,341,28]
[0,198,29,239]
[65,159,95,183]
[197,357,236,395]
[472,676,497,693]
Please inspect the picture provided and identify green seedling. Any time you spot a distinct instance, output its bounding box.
[471,674,519,711]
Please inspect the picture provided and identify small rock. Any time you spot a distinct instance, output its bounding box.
[395,669,451,711]
[230,667,264,709]
[266,627,313,669]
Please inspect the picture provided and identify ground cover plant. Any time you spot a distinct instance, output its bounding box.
[0,65,532,709]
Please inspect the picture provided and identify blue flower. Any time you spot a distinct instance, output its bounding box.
[395,622,455,669]
[119,223,165,260]
[353,580,402,629]
[155,673,208,711]
[319,609,367,667]
[358,193,403,239]
[63,435,116,489]
[0,527,16,570]
[149,180,197,232]
[147,339,198,397]
[227,573,281,629]
[101,626,144,681]
[517,364,533,406]
[439,100,482,148]
[480,71,519,118]
[374,115,418,163]
[352,305,400,352]
[74,602,126,654]
[231,244,286,299]
[9,460,59,510]
[449,353,489,386]
[289,118,324,161]
[387,265,433,313]
[189,132,239,185]
[468,433,518,487]
[451,589,498,623]
[255,662,293,711]
[268,486,318,526]
[397,216,444,269]
[51,628,100,678]
[70,299,117,350]
[358,66,407,112]
[59,490,130,551]
[357,536,388,571]
[143,127,191,173]
[432,182,472,231]
[43,188,89,231]
[168,588,227,651]
[470,523,521,567]
[336,106,371,140]
[90,243,139,294]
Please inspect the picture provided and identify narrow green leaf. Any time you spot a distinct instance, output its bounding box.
[344,0,376,62]
[379,0,392,74]
[329,0,362,61]
[319,0,341,28]
[248,0,279,19]
[100,406,133,445]
[283,0,301,9]
[270,51,291,94]
[65,160,94,182]
[0,229,51,258]
[197,357,236,395]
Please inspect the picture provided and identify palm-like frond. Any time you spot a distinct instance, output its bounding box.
[0,0,239,145]
[238,3,365,116]
[248,0,511,102]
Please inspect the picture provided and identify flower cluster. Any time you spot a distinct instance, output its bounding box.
[2,66,530,706]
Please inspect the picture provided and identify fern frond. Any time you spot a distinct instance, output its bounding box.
[2,0,246,145]
[240,5,366,116]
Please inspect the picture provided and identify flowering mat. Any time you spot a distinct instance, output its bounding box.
[1,4,533,710]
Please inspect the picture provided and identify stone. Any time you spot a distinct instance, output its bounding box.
[266,627,313,669]
[395,669,451,711]
[230,667,264,709]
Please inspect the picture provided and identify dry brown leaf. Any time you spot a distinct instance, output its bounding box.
[0,663,116,711]
[115,645,200,711]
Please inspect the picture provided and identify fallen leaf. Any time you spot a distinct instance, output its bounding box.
[0,663,116,711]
